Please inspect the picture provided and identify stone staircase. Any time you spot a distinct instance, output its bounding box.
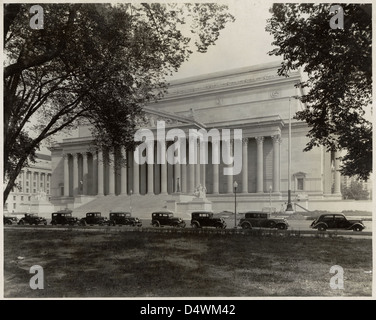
[71,194,172,219]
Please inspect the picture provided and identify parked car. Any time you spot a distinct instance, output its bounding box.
[4,216,18,225]
[310,213,365,231]
[151,211,186,228]
[190,211,226,229]
[239,212,289,230]
[18,213,47,226]
[51,211,79,226]
[79,212,109,226]
[109,212,142,227]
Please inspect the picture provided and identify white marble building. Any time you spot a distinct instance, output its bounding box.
[50,62,343,214]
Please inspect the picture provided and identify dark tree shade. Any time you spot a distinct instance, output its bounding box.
[266,3,372,180]
[3,3,235,203]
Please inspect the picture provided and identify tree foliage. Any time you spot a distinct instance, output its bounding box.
[266,4,372,180]
[3,3,235,203]
[341,180,370,200]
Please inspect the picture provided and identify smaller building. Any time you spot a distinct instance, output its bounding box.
[4,153,53,215]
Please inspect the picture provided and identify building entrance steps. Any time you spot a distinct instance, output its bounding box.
[71,194,172,219]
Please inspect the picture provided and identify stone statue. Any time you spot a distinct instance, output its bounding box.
[194,184,207,199]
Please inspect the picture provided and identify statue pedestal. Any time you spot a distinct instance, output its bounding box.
[186,198,213,212]
[167,195,213,219]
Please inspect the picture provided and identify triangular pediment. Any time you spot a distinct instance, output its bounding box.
[140,106,205,129]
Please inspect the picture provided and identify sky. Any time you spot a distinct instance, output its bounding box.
[169,0,278,80]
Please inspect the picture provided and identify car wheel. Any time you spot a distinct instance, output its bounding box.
[80,220,87,226]
[277,224,286,230]
[6,221,12,225]
[44,222,47,225]
[19,220,25,225]
[268,221,276,228]
[353,226,363,232]
[242,223,251,229]
[152,221,160,227]
[215,224,223,229]
[191,223,199,228]
[318,225,327,231]
[51,221,57,226]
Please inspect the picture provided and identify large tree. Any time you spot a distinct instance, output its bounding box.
[3,3,234,203]
[266,4,372,180]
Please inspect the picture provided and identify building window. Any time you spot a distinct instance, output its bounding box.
[26,188,29,193]
[26,181,29,186]
[33,182,36,187]
[293,172,307,193]
[28,196,31,201]
[40,182,43,187]
[4,203,8,210]
[47,175,50,182]
[13,203,16,209]
[13,196,16,201]
[297,178,304,191]
[47,183,50,188]
[33,189,36,193]
[21,196,24,201]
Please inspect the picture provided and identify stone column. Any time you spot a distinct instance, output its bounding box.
[159,141,168,195]
[334,152,341,195]
[181,160,187,193]
[63,154,70,197]
[195,143,200,189]
[92,152,97,195]
[43,173,46,192]
[188,137,196,194]
[226,140,233,194]
[120,148,128,195]
[242,138,248,193]
[256,136,264,193]
[21,171,25,194]
[174,162,181,193]
[147,142,154,195]
[133,149,140,195]
[108,150,115,195]
[72,153,79,196]
[272,135,281,193]
[97,150,104,196]
[82,152,88,195]
[212,141,219,194]
[36,172,40,193]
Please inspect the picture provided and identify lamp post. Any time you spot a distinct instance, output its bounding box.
[269,185,272,214]
[129,189,133,214]
[233,181,238,228]
[286,97,294,213]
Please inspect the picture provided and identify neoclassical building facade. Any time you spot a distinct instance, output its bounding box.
[50,62,342,214]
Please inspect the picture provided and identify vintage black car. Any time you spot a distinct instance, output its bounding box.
[109,212,142,227]
[18,213,47,225]
[239,212,289,230]
[190,211,226,229]
[51,211,79,226]
[4,216,18,225]
[310,213,365,232]
[79,212,109,226]
[151,211,186,228]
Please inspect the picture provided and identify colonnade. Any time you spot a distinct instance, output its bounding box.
[62,135,282,197]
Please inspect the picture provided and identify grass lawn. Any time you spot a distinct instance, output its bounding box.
[3,229,372,298]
